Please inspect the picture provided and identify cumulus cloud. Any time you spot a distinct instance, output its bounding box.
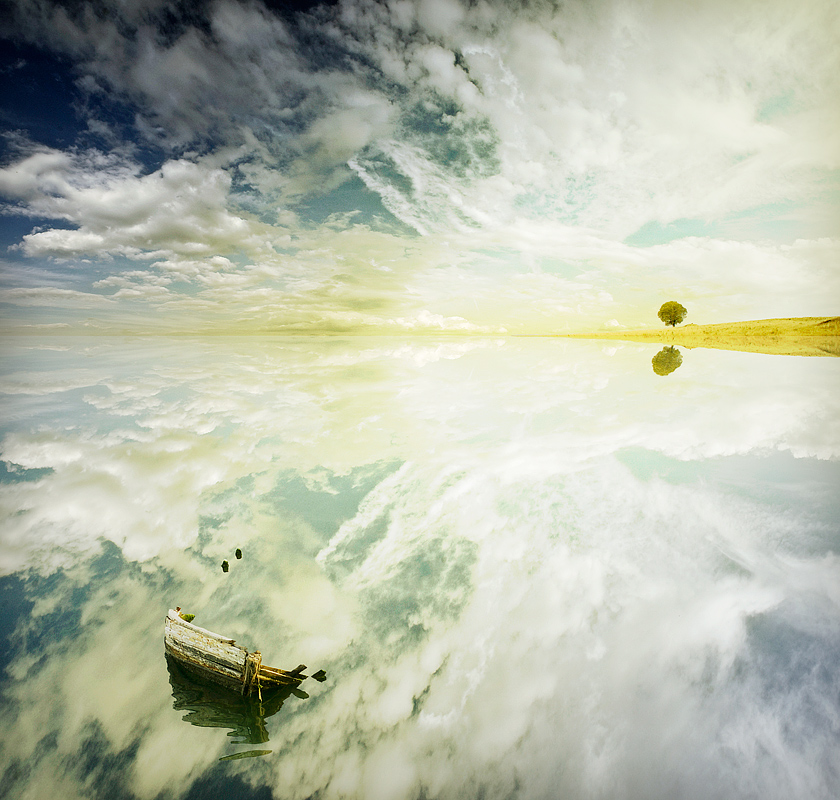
[0,151,271,260]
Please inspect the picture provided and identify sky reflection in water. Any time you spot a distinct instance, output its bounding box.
[0,336,838,800]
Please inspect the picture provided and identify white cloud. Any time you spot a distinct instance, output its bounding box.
[305,93,394,167]
[0,154,270,260]
[0,149,74,200]
[0,287,114,307]
[386,308,493,332]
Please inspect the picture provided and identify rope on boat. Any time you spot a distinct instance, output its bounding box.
[242,651,263,699]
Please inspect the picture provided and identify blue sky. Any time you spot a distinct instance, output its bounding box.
[0,0,838,334]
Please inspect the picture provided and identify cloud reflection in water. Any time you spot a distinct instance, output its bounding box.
[0,336,838,800]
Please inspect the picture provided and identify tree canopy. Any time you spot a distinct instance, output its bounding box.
[651,346,683,376]
[658,301,687,327]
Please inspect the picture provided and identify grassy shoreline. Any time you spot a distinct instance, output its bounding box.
[560,317,840,357]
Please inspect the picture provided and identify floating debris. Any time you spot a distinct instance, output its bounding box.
[221,560,229,573]
[235,548,242,559]
[219,750,272,761]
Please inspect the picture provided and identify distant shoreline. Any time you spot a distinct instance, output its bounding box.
[558,317,840,357]
[3,318,839,355]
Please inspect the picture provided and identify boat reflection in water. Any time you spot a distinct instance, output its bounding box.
[162,609,327,758]
[165,654,309,751]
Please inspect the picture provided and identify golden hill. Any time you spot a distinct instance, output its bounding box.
[562,317,840,357]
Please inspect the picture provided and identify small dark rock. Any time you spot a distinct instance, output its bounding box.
[235,548,242,559]
[221,560,229,573]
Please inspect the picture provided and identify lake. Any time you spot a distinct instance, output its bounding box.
[1,335,838,800]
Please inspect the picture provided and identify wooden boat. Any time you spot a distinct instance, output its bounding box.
[164,609,324,697]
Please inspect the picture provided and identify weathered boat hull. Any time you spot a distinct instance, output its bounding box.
[164,610,308,695]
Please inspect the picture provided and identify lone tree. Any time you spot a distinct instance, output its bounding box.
[658,301,687,327]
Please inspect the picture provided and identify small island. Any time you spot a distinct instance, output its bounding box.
[562,317,840,357]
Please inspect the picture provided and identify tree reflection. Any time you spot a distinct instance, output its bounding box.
[652,346,683,376]
[166,655,306,746]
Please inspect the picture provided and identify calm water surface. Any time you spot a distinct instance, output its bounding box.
[0,336,838,800]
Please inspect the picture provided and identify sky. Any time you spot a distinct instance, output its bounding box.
[0,0,838,335]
